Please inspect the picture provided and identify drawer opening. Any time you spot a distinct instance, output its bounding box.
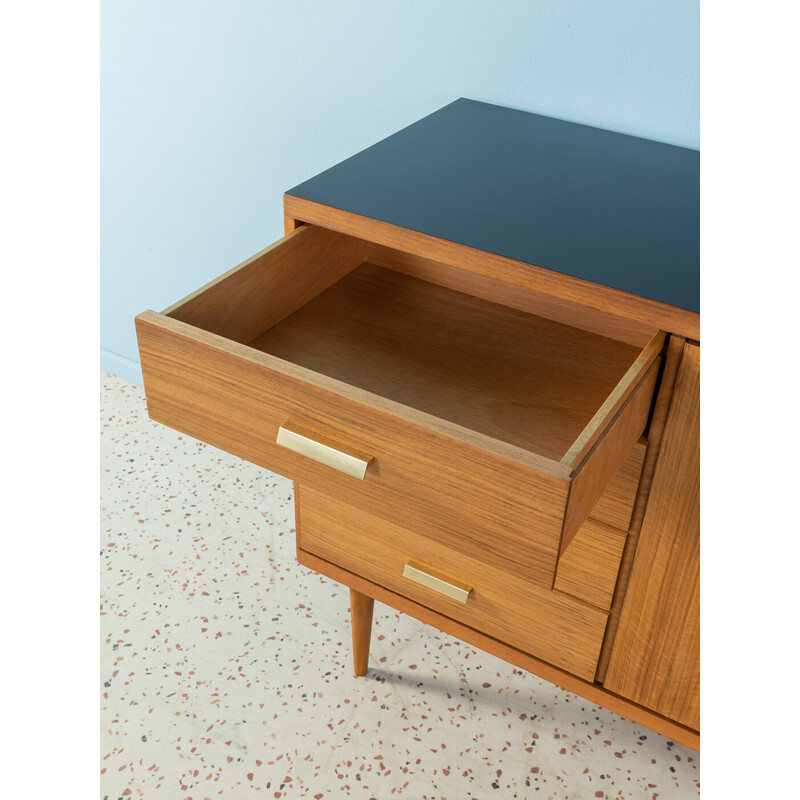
[163,224,662,465]
[247,264,654,463]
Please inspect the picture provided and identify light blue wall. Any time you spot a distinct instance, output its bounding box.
[101,0,699,384]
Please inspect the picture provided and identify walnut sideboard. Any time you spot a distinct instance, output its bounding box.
[135,100,700,750]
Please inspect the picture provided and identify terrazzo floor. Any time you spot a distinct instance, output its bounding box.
[100,370,699,799]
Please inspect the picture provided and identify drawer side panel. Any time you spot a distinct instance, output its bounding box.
[561,360,660,553]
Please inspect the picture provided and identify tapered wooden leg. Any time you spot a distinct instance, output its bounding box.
[349,588,374,676]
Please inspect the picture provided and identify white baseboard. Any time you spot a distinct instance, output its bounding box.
[100,348,143,386]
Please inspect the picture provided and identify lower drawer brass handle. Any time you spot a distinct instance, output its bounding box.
[276,421,373,480]
[403,561,472,604]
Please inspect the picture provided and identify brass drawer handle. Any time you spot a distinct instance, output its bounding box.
[402,561,472,604]
[276,421,373,480]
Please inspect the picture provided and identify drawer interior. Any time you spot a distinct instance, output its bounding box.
[249,263,640,460]
[166,225,654,463]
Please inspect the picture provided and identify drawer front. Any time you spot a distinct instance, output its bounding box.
[297,486,609,681]
[135,310,570,589]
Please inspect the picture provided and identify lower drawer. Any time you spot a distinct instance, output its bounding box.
[297,485,609,681]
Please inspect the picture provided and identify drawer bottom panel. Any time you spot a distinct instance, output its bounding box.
[296,485,609,681]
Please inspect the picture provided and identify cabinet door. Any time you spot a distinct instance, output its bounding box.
[604,342,699,731]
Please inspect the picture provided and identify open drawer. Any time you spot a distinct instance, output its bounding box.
[136,224,664,591]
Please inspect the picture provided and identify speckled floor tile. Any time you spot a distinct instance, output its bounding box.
[100,370,699,799]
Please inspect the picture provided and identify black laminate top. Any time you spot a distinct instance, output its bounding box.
[287,99,699,313]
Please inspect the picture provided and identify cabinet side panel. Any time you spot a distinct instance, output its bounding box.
[603,343,699,730]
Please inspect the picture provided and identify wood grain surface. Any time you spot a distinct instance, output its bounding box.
[604,342,699,730]
[297,486,609,681]
[589,440,646,531]
[553,518,627,610]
